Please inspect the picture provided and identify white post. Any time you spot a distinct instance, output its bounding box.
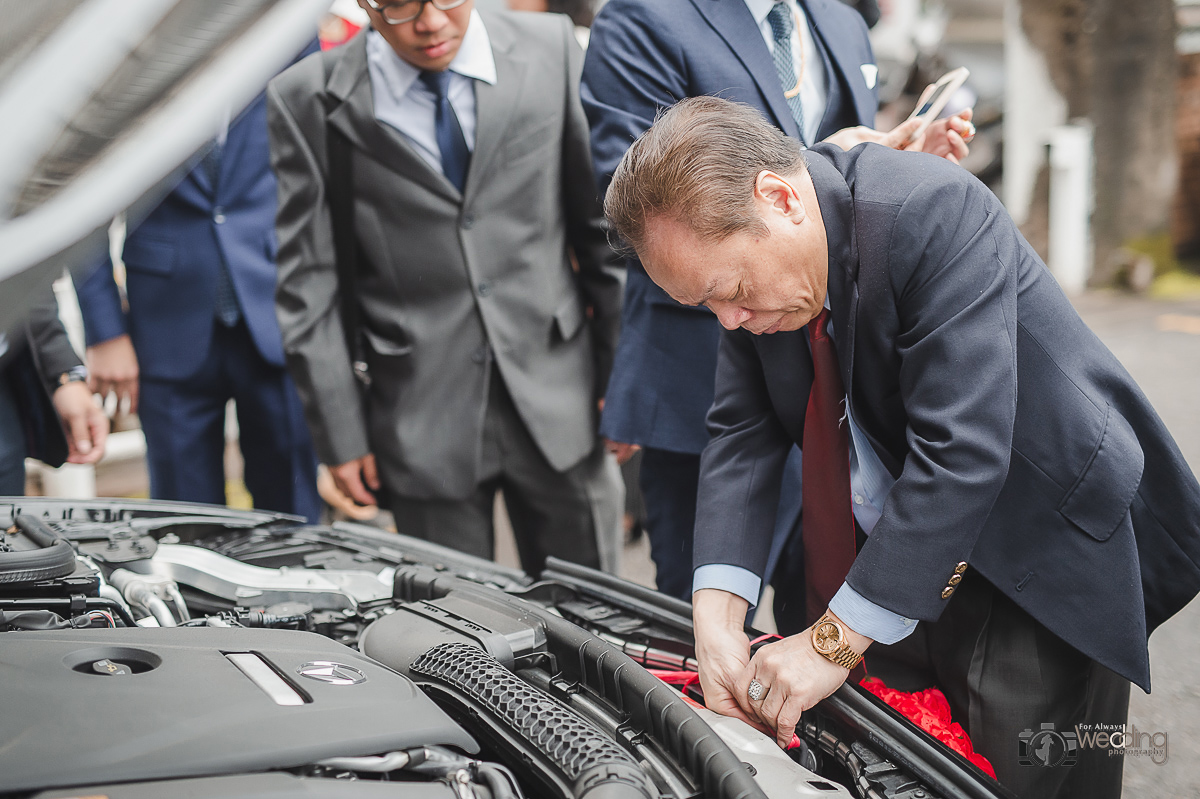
[35,461,97,498]
[1048,123,1094,294]
[1003,0,1067,225]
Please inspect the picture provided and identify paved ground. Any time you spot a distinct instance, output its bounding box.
[1071,292,1200,795]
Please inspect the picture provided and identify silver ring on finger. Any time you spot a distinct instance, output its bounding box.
[747,679,765,702]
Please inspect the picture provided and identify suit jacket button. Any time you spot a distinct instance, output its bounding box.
[954,561,968,575]
[471,345,487,364]
[948,574,962,586]
[477,281,491,297]
[462,214,474,230]
[941,587,955,599]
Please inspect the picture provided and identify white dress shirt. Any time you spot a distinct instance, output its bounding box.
[364,9,497,177]
[743,0,828,145]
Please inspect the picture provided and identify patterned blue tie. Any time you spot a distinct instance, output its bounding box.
[419,70,471,193]
[767,2,806,145]
[203,140,241,327]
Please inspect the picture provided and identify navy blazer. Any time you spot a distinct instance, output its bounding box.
[582,0,878,452]
[75,40,320,381]
[696,144,1200,692]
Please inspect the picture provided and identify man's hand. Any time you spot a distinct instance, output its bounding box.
[604,439,641,466]
[824,108,973,164]
[742,610,873,748]
[86,334,139,413]
[596,398,641,465]
[317,465,380,521]
[52,381,107,465]
[823,118,923,152]
[330,454,380,508]
[693,589,769,731]
[909,108,973,163]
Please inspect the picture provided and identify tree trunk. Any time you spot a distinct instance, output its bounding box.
[1017,0,1177,285]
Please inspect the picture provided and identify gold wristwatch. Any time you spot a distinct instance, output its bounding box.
[811,614,864,670]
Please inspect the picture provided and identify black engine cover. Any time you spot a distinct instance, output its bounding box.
[0,628,476,793]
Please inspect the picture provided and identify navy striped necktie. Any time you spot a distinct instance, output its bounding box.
[419,69,471,193]
[767,2,807,145]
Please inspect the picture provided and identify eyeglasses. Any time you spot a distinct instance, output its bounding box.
[361,0,469,25]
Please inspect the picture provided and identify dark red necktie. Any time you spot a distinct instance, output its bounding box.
[801,309,857,626]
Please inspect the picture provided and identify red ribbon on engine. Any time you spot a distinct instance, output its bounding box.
[858,677,996,778]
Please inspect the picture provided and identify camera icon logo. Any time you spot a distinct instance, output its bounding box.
[1018,723,1079,768]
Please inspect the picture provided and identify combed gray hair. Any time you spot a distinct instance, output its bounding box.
[604,96,807,252]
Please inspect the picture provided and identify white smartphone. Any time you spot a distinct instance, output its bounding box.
[906,66,970,142]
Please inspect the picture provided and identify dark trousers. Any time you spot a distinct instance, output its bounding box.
[386,368,606,575]
[640,446,804,603]
[0,376,26,495]
[138,320,320,522]
[638,448,699,600]
[865,572,1129,799]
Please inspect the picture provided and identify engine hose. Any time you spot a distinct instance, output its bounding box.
[393,568,768,799]
[0,515,77,585]
[412,642,655,799]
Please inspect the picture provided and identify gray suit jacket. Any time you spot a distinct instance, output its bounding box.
[267,12,622,500]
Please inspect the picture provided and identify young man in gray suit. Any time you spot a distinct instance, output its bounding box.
[267,0,624,572]
[605,97,1200,798]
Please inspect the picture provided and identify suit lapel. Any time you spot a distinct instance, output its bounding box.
[325,34,459,203]
[215,102,255,196]
[803,150,857,403]
[687,0,800,139]
[803,0,876,125]
[465,13,524,204]
[805,150,909,478]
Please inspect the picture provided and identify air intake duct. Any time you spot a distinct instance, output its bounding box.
[412,642,655,799]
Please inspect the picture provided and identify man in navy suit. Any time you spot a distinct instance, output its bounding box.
[76,56,321,522]
[604,97,1196,798]
[581,0,972,603]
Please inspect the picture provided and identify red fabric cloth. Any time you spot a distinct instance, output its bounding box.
[859,677,996,778]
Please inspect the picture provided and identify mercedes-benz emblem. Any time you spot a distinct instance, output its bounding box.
[296,661,367,685]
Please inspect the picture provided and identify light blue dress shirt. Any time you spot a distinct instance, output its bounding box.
[364,10,497,177]
[743,0,828,146]
[693,312,919,645]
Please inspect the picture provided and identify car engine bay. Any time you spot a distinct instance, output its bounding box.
[0,499,1009,799]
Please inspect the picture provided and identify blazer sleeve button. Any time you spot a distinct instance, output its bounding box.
[954,561,968,574]
[941,587,955,599]
[948,574,962,586]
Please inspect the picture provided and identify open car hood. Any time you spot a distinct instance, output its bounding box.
[0,0,329,326]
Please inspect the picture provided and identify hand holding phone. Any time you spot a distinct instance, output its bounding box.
[906,67,970,143]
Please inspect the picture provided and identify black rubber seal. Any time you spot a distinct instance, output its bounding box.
[0,515,77,585]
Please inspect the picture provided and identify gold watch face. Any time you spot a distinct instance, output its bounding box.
[812,620,843,655]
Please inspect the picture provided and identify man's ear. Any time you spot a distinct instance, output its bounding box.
[754,170,805,222]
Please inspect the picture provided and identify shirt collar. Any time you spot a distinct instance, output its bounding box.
[366,9,497,101]
[744,0,798,27]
